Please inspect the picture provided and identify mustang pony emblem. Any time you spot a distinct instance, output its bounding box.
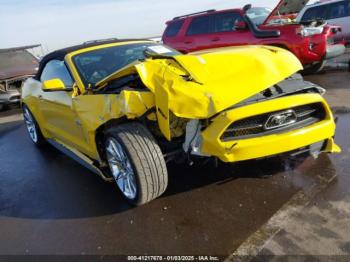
[264,110,297,130]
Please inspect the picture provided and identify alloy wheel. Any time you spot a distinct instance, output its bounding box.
[23,108,38,143]
[106,137,137,200]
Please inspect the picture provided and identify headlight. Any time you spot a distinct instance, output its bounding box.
[296,27,310,37]
[296,26,323,37]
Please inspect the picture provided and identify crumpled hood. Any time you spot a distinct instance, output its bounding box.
[264,0,310,24]
[75,45,303,142]
[141,45,302,119]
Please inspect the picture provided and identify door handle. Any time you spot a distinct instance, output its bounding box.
[184,40,192,44]
[211,37,220,42]
[38,95,43,100]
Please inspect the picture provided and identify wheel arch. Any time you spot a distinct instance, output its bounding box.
[101,120,168,205]
[95,117,129,161]
[22,102,50,139]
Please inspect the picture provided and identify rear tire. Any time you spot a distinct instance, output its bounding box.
[104,122,168,206]
[22,104,46,146]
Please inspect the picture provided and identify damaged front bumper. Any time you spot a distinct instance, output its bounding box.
[325,44,346,60]
[187,93,340,163]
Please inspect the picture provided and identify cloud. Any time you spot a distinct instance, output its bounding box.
[0,0,278,51]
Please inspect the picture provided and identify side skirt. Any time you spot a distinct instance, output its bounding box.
[47,138,113,182]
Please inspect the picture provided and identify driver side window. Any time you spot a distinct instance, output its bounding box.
[214,12,243,32]
[40,60,74,87]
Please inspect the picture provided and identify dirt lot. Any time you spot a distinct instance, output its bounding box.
[0,66,349,260]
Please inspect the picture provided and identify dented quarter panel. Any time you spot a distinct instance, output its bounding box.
[72,90,155,159]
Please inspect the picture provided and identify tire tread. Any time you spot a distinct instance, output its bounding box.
[105,122,168,205]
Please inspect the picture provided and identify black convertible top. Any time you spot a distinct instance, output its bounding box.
[34,38,150,80]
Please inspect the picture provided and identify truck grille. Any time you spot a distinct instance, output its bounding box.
[221,103,326,141]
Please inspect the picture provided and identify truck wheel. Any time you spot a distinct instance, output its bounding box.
[22,104,46,146]
[302,60,326,75]
[104,122,168,205]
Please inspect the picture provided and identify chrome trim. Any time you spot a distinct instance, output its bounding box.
[264,109,297,130]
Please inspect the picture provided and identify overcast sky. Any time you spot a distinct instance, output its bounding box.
[1,0,309,52]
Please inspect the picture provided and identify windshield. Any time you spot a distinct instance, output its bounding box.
[73,42,180,85]
[0,50,38,71]
[246,7,271,25]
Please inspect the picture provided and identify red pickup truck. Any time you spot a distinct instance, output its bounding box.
[162,0,346,74]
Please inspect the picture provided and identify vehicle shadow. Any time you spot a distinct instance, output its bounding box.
[164,153,313,197]
[0,122,332,220]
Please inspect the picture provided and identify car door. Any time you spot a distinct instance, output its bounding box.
[183,14,215,51]
[39,59,89,152]
[162,20,186,52]
[211,11,255,47]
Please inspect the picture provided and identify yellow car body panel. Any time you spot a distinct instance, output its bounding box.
[22,40,340,167]
[201,93,339,162]
[71,91,155,159]
[142,45,304,119]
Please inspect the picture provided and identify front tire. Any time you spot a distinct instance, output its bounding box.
[22,105,46,146]
[302,60,327,75]
[104,122,168,206]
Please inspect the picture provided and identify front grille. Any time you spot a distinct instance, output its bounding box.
[221,103,326,141]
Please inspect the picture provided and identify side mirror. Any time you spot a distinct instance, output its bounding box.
[235,21,248,31]
[42,78,70,92]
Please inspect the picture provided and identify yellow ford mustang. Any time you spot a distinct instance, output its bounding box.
[22,39,340,205]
